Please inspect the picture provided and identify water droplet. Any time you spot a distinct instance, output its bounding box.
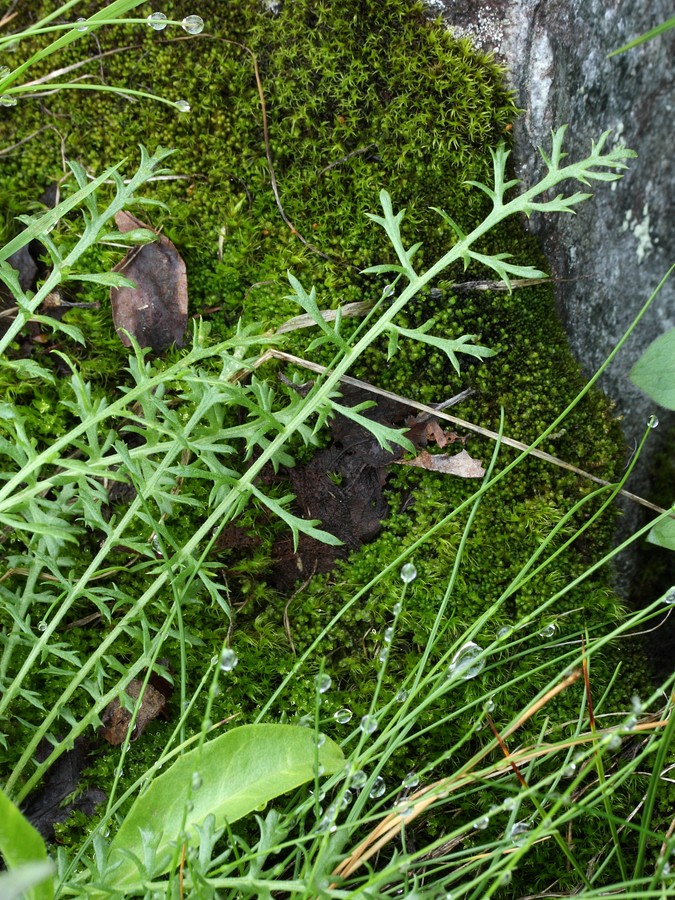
[360,714,378,735]
[509,821,529,844]
[0,95,17,107]
[384,626,394,644]
[447,641,485,681]
[395,688,408,703]
[219,648,238,672]
[538,622,557,638]
[562,762,577,778]
[147,11,168,30]
[499,870,512,886]
[175,100,191,113]
[350,769,367,789]
[383,283,395,298]
[186,800,194,812]
[473,815,489,830]
[502,796,516,811]
[316,673,332,694]
[340,790,352,808]
[210,656,218,666]
[317,733,326,748]
[663,861,672,878]
[369,776,386,798]
[317,815,337,834]
[334,708,352,724]
[648,415,659,429]
[396,800,414,820]
[75,17,88,31]
[663,587,675,606]
[181,14,204,34]
[378,646,389,664]
[392,601,402,616]
[400,562,417,583]
[37,621,47,632]
[607,733,622,751]
[485,698,495,713]
[150,533,163,556]
[497,626,511,640]
[402,771,420,789]
[624,714,638,731]
[631,694,642,714]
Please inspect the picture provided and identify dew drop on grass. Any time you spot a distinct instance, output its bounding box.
[0,95,17,107]
[607,733,622,750]
[447,641,485,680]
[502,796,516,811]
[340,789,353,808]
[648,415,659,429]
[509,821,529,844]
[37,621,47,632]
[147,11,168,29]
[350,769,367,789]
[175,100,191,113]
[210,656,217,666]
[220,649,238,672]
[316,673,332,694]
[499,871,513,886]
[190,772,202,791]
[400,562,417,583]
[384,626,394,644]
[562,762,577,778]
[485,698,495,713]
[317,733,326,748]
[378,646,389,664]
[497,626,511,640]
[538,622,557,638]
[181,14,204,34]
[631,694,643,714]
[369,776,386,798]
[402,771,420,789]
[395,688,408,703]
[473,815,489,831]
[75,17,88,31]
[663,587,675,606]
[334,708,352,724]
[392,601,402,616]
[360,714,378,735]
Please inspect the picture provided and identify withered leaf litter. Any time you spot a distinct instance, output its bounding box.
[268,384,481,590]
[110,210,188,353]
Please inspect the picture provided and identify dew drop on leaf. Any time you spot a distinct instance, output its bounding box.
[400,562,417,583]
[219,649,238,672]
[360,714,378,735]
[369,775,386,798]
[316,673,332,694]
[402,771,419,789]
[181,14,204,34]
[446,641,485,680]
[147,11,168,29]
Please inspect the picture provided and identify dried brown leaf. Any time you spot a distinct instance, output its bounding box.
[110,210,188,353]
[398,448,485,478]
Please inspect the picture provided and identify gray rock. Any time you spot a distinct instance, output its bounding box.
[427,0,674,591]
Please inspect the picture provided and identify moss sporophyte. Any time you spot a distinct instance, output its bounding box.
[0,0,669,893]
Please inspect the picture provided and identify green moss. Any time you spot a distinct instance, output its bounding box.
[0,0,650,878]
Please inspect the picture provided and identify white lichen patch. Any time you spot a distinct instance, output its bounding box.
[621,203,654,264]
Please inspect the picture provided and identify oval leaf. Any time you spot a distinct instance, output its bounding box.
[108,724,343,885]
[0,788,53,900]
[629,329,675,410]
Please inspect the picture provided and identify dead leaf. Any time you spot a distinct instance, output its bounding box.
[398,449,485,478]
[100,677,169,746]
[110,210,188,353]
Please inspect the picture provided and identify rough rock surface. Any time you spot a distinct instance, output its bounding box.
[426,0,674,591]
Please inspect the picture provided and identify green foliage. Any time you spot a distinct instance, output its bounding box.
[0,787,53,900]
[629,326,675,411]
[107,724,344,889]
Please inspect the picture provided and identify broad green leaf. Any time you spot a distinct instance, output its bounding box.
[0,788,53,900]
[647,513,675,551]
[109,724,344,886]
[629,329,675,410]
